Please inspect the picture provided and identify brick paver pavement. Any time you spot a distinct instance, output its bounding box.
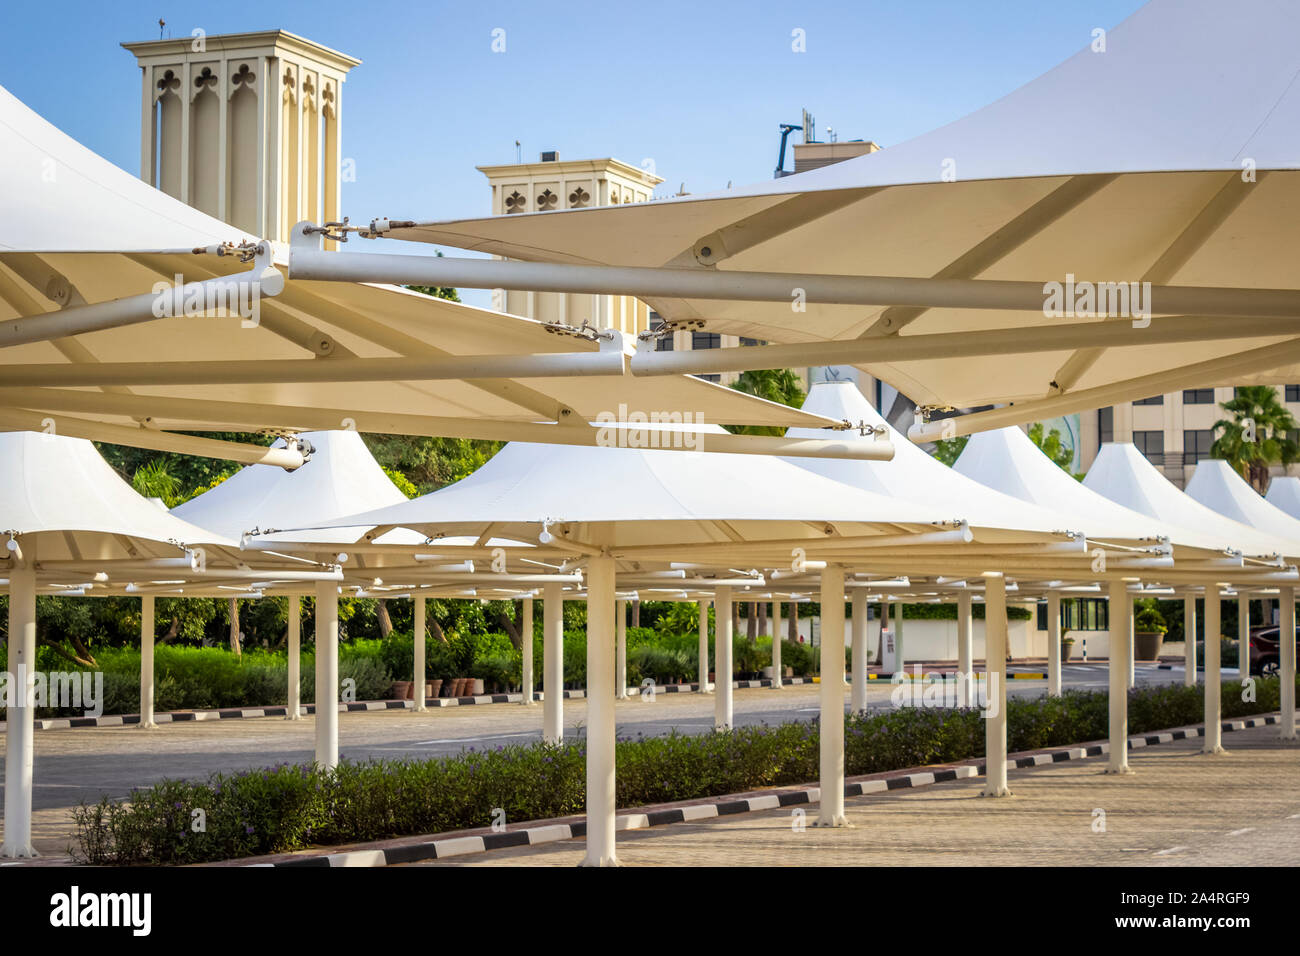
[412,721,1300,866]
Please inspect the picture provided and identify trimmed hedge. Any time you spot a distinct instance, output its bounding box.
[71,675,1291,865]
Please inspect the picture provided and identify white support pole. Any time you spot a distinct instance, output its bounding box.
[287,595,302,720]
[1281,587,1296,740]
[818,565,848,826]
[615,599,628,699]
[983,573,1011,796]
[958,592,974,706]
[894,601,905,672]
[1204,585,1224,754]
[413,597,427,712]
[1184,595,1198,686]
[850,589,868,713]
[1238,596,1250,678]
[543,582,563,743]
[1046,592,1062,698]
[1106,581,1133,774]
[314,579,339,769]
[772,600,784,688]
[140,594,156,728]
[698,599,712,693]
[520,597,534,706]
[1128,600,1136,689]
[583,554,617,867]
[715,586,734,729]
[2,544,37,857]
[292,242,1300,319]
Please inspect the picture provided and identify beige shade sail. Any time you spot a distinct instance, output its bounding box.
[366,0,1300,431]
[0,84,852,458]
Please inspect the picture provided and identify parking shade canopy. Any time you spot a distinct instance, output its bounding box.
[172,430,422,548]
[0,83,848,457]
[952,424,1246,555]
[782,381,1095,540]
[373,0,1300,426]
[1082,442,1298,560]
[1183,458,1300,542]
[284,426,985,559]
[1266,476,1300,519]
[0,430,235,566]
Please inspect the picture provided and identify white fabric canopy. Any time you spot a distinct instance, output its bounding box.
[172,430,422,547]
[381,0,1300,412]
[1266,476,1300,519]
[291,429,968,553]
[952,425,1238,554]
[1083,443,1297,559]
[1183,458,1300,542]
[0,83,840,443]
[783,381,1093,539]
[0,431,235,563]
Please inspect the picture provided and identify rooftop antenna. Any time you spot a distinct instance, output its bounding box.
[774,122,801,178]
[158,18,165,40]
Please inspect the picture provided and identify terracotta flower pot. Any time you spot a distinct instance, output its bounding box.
[392,680,412,701]
[428,679,443,699]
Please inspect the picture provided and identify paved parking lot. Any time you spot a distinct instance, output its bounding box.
[0,662,1189,857]
[412,720,1300,867]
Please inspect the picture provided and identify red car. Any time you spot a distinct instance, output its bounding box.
[1248,626,1300,676]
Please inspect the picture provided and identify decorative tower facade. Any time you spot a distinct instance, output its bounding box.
[122,30,359,241]
[478,155,663,336]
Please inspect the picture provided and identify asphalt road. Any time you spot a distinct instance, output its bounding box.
[0,662,1191,815]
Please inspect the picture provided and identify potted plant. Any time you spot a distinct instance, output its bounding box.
[1134,600,1168,661]
[1060,634,1075,661]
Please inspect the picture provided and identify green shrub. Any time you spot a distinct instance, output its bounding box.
[72,675,1295,865]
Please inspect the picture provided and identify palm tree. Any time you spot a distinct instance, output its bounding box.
[1211,386,1300,492]
[131,459,181,507]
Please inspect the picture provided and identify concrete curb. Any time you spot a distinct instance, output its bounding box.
[241,713,1280,868]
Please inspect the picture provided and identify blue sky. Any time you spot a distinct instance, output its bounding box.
[6,0,1147,307]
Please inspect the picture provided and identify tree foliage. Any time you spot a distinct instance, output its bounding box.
[1210,385,1299,492]
[725,368,807,436]
[1027,422,1083,480]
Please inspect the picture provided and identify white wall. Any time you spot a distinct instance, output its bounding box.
[789,608,1040,661]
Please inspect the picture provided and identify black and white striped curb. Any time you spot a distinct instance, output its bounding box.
[2,677,818,732]
[244,712,1281,867]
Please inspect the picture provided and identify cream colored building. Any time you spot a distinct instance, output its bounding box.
[480,156,663,337]
[122,30,359,243]
[1085,385,1300,488]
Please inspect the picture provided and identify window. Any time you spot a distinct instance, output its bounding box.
[739,337,762,348]
[696,373,721,383]
[1066,598,1109,632]
[1099,407,1114,444]
[1183,388,1215,404]
[1286,385,1300,402]
[1133,395,1164,406]
[1039,598,1109,632]
[691,332,721,350]
[1184,429,1214,464]
[1133,430,1164,462]
[649,311,673,352]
